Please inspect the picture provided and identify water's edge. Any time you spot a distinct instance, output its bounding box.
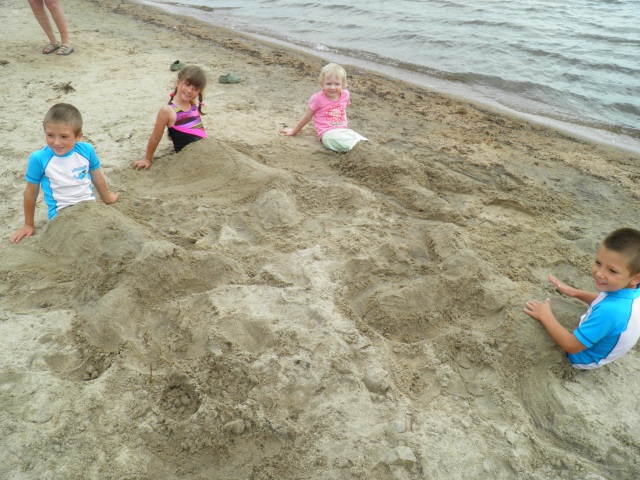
[138,0,640,155]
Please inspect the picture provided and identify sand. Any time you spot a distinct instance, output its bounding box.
[1,0,640,478]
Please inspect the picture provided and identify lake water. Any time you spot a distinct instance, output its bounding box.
[140,0,640,150]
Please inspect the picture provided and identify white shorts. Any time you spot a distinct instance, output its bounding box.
[321,129,368,153]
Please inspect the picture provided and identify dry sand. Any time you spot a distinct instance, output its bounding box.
[1,0,640,478]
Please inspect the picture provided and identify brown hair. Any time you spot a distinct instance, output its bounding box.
[603,228,640,274]
[43,103,83,135]
[169,66,208,114]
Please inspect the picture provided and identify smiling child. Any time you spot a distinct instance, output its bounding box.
[524,228,640,369]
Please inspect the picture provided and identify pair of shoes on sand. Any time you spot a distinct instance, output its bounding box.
[42,43,74,55]
[170,61,242,83]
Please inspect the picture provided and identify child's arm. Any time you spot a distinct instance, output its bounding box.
[548,274,598,304]
[281,107,314,136]
[524,298,586,354]
[10,182,40,243]
[90,169,119,204]
[134,106,174,170]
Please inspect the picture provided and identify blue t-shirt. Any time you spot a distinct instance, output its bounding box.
[569,288,640,369]
[26,142,100,220]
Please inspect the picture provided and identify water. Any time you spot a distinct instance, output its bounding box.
[141,0,640,148]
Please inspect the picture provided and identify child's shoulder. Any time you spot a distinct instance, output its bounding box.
[74,141,97,155]
[31,144,51,158]
[71,142,101,166]
[594,289,640,315]
[603,288,640,301]
[310,89,351,103]
[27,146,52,171]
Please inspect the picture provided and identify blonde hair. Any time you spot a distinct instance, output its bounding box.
[43,103,83,135]
[318,63,347,87]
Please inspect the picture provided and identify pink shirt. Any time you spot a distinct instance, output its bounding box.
[309,90,350,139]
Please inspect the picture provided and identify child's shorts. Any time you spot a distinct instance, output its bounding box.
[321,129,368,153]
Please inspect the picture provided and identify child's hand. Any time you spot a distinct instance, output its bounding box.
[524,298,554,323]
[548,274,577,297]
[133,158,152,170]
[10,225,35,244]
[280,127,296,136]
[102,192,120,205]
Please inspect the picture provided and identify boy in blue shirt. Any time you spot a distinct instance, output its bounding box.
[10,103,118,243]
[524,228,640,369]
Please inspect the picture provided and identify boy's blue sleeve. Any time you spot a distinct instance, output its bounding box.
[573,301,621,348]
[75,142,101,171]
[25,149,47,184]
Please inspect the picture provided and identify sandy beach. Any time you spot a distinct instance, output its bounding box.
[1,0,640,478]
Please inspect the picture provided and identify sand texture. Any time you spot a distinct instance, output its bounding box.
[2,0,640,478]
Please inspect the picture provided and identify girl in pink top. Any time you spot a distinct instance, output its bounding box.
[281,63,367,153]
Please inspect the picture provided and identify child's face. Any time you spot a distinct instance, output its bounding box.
[591,246,640,291]
[176,79,202,104]
[321,75,343,99]
[44,122,82,157]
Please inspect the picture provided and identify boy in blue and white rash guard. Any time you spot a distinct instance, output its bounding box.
[10,103,118,243]
[524,228,640,369]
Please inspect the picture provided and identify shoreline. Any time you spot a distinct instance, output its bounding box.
[139,0,640,155]
[2,0,640,478]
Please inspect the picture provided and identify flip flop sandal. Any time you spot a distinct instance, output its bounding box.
[56,45,74,56]
[170,60,185,71]
[42,42,60,54]
[218,73,242,84]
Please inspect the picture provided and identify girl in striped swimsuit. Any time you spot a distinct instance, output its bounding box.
[134,66,207,170]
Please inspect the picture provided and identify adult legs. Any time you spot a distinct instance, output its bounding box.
[45,0,70,46]
[28,0,71,48]
[28,0,57,45]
